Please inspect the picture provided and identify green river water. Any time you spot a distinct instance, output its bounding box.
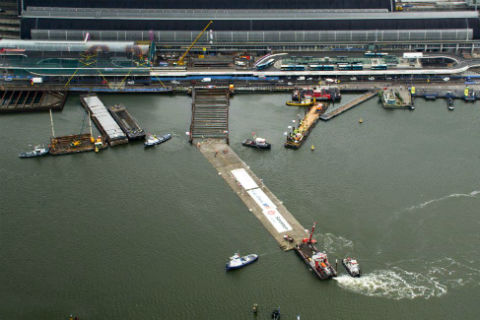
[1,93,480,319]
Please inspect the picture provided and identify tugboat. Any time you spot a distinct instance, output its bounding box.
[294,222,337,280]
[271,308,280,320]
[242,137,271,150]
[18,145,49,158]
[286,98,315,107]
[342,257,361,277]
[144,133,172,148]
[225,253,259,271]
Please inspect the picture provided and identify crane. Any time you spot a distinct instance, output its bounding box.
[176,20,213,66]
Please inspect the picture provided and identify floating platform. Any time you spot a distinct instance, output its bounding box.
[49,133,105,155]
[320,91,377,121]
[0,89,67,113]
[197,139,308,251]
[411,87,477,103]
[285,103,326,149]
[381,87,412,109]
[108,104,145,141]
[80,94,128,146]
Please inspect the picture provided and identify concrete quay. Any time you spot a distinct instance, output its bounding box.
[197,139,308,251]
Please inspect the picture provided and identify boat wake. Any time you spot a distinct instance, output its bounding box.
[334,267,447,300]
[335,257,480,300]
[405,190,480,211]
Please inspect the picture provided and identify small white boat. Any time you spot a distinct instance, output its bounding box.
[144,133,171,147]
[342,257,361,277]
[19,145,49,158]
[225,253,258,271]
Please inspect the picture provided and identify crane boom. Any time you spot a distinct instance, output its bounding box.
[177,20,213,65]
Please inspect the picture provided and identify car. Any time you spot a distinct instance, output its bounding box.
[350,77,357,81]
[368,77,375,81]
[325,78,335,83]
[443,77,450,82]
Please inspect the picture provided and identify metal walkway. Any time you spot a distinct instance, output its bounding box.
[189,88,230,143]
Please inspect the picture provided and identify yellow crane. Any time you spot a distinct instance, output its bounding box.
[176,20,213,65]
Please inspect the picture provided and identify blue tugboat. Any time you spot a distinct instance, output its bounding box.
[225,253,258,271]
[19,145,49,158]
[144,133,172,147]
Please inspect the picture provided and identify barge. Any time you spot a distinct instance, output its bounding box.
[295,223,337,280]
[80,94,128,146]
[285,103,325,149]
[49,133,103,155]
[108,104,145,141]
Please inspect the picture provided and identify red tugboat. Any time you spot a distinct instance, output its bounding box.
[294,222,337,280]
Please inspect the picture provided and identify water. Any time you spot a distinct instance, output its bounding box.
[1,93,480,319]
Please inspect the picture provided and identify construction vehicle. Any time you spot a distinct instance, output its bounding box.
[176,20,213,66]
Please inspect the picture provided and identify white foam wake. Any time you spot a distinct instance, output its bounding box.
[406,190,480,211]
[335,267,448,300]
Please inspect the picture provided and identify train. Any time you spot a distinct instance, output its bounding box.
[370,64,388,70]
[364,51,388,57]
[307,64,335,71]
[256,58,275,70]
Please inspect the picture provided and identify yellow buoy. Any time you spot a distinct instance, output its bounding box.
[311,145,315,151]
[359,118,364,124]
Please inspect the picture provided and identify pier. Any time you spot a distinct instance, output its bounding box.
[108,104,145,141]
[0,88,67,113]
[80,94,128,146]
[198,139,308,251]
[320,91,377,121]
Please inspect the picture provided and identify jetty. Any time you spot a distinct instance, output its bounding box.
[320,91,377,121]
[285,103,326,149]
[198,139,308,250]
[80,94,128,146]
[108,104,145,141]
[0,88,67,113]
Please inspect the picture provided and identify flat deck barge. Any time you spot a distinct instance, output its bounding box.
[49,133,104,155]
[294,223,337,280]
[80,94,128,146]
[285,103,326,149]
[108,104,145,141]
[295,241,337,280]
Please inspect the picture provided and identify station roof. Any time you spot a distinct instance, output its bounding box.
[22,7,479,20]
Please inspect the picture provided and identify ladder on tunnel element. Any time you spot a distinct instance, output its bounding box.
[189,88,230,144]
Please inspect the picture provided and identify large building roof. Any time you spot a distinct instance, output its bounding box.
[22,0,394,10]
[22,7,478,20]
